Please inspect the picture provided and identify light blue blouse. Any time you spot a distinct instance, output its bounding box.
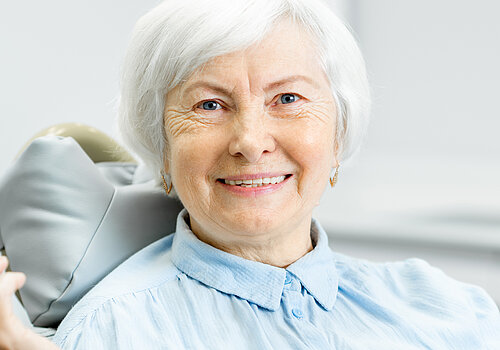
[53,209,500,349]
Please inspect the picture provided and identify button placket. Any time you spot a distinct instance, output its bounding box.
[288,278,301,292]
[283,271,304,320]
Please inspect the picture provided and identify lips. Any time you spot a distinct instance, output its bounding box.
[223,175,286,187]
[217,174,292,188]
[216,173,292,196]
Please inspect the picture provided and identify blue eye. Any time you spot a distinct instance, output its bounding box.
[200,101,221,110]
[279,93,300,104]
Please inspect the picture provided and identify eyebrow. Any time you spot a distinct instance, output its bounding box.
[264,74,320,91]
[183,74,320,97]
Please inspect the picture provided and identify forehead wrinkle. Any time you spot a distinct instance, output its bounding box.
[181,60,248,99]
[182,81,234,98]
[264,75,321,92]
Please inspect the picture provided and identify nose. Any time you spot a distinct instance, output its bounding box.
[228,108,276,163]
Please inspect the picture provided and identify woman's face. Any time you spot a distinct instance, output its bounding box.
[163,20,337,242]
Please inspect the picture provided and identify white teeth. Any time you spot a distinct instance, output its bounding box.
[270,176,285,184]
[223,175,287,187]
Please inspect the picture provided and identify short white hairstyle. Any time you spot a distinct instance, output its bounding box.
[117,0,371,186]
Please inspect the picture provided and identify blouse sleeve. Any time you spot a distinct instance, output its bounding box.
[391,258,500,347]
[53,297,121,350]
[53,293,180,350]
[460,281,500,347]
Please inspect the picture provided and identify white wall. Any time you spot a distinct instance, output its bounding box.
[0,0,161,165]
[319,0,500,238]
[357,0,500,160]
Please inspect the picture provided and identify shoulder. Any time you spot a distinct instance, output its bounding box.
[87,232,179,299]
[333,253,499,322]
[53,232,181,347]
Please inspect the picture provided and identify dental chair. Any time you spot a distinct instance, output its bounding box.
[0,123,183,338]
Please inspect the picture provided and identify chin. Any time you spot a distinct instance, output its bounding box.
[219,209,284,237]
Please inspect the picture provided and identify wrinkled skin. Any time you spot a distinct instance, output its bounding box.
[163,20,338,267]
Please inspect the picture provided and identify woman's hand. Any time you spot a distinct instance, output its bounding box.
[0,255,60,350]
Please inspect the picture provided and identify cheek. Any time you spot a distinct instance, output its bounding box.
[279,116,336,175]
[167,126,228,201]
[164,109,221,182]
[167,137,213,212]
[170,136,215,181]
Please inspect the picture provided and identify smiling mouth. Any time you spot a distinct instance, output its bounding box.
[217,174,292,188]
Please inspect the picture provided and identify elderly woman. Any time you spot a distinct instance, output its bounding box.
[1,0,499,349]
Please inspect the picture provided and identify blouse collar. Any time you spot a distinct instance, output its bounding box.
[171,209,338,311]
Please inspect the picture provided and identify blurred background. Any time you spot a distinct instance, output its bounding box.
[0,0,499,303]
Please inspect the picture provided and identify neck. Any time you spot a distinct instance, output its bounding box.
[189,215,314,268]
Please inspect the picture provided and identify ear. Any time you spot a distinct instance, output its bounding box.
[332,140,340,168]
[162,145,171,175]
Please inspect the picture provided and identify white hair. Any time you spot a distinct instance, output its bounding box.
[117,0,371,187]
